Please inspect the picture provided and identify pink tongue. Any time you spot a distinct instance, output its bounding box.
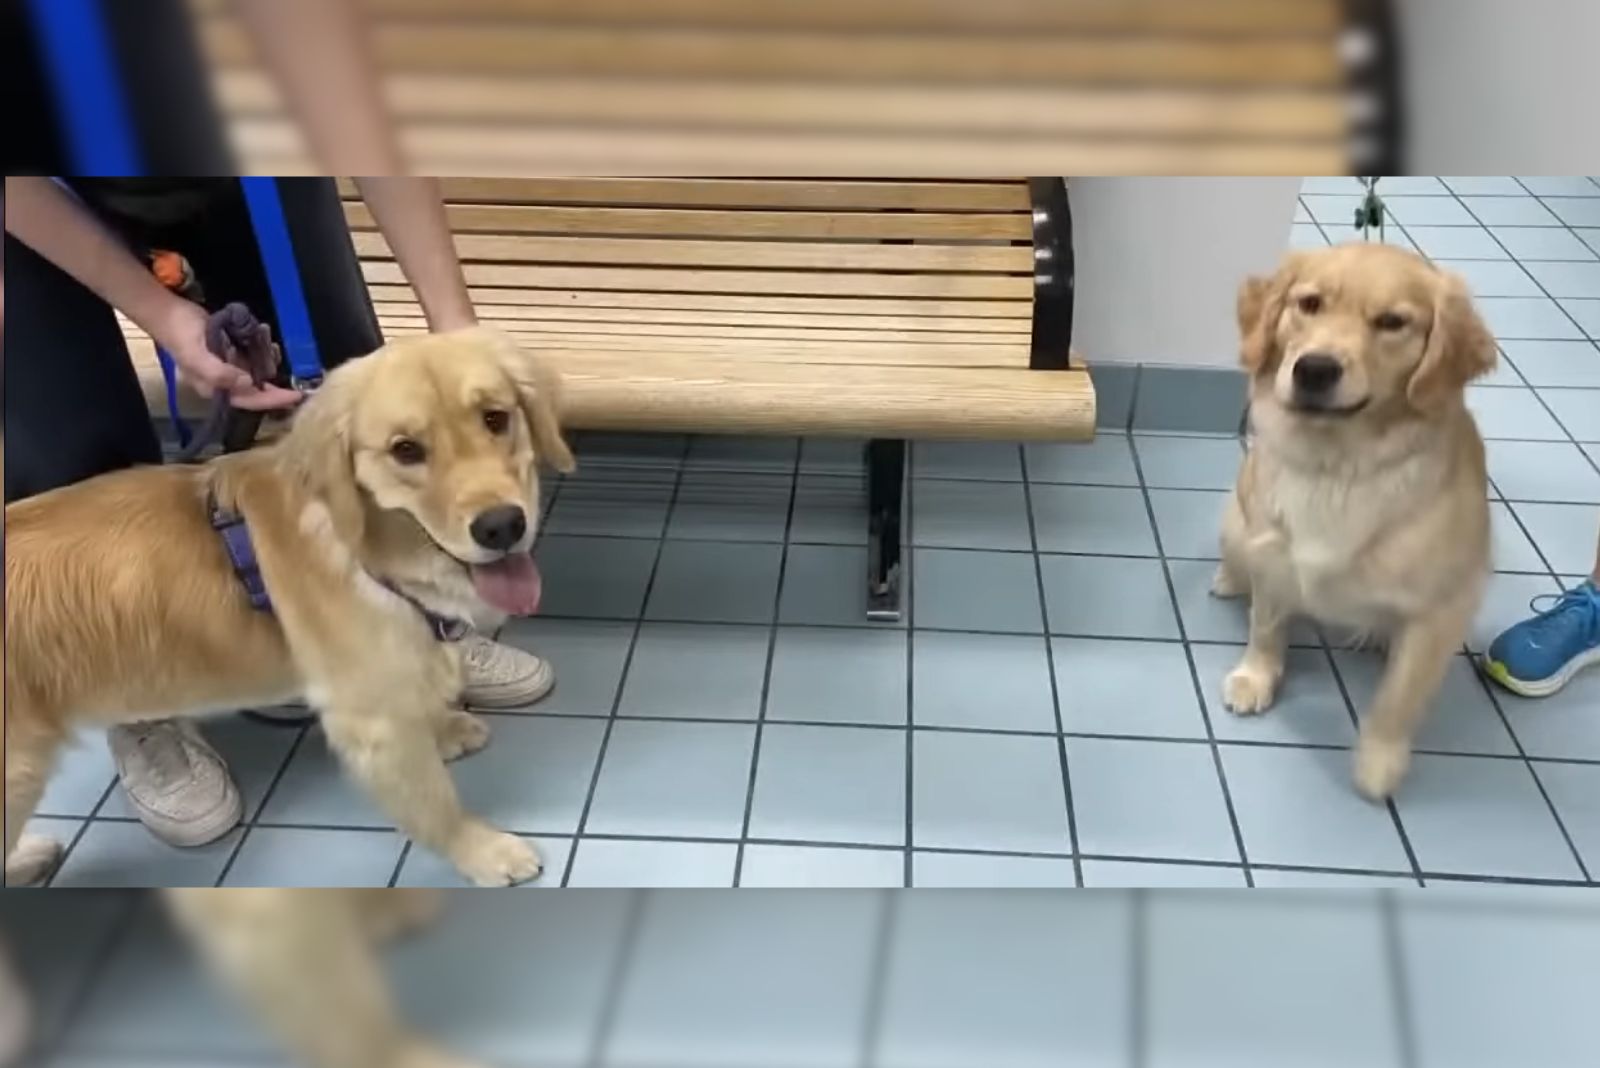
[470,553,543,615]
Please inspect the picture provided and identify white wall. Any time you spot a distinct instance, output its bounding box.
[1071,177,1300,369]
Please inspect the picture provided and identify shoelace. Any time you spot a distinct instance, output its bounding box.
[1522,584,1600,647]
[126,723,195,789]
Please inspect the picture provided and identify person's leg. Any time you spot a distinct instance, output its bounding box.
[1482,519,1600,697]
[3,233,242,849]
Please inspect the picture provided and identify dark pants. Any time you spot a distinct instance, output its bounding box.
[3,178,381,503]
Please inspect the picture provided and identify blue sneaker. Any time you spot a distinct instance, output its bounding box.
[1482,580,1600,697]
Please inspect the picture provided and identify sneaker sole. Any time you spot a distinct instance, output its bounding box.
[1482,644,1600,698]
[463,662,556,710]
[125,783,244,849]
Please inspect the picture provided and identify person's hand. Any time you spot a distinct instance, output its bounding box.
[152,298,303,412]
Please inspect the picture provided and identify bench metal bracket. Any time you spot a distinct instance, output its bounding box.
[865,438,907,622]
[1028,176,1075,371]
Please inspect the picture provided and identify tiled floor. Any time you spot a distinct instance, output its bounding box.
[29,177,1600,890]
[8,890,1598,1066]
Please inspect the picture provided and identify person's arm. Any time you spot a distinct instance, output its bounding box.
[353,178,477,332]
[3,177,300,410]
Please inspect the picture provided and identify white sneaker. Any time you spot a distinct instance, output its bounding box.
[460,634,555,709]
[108,720,242,848]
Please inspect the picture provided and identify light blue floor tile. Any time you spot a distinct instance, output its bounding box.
[748,723,905,846]
[1024,436,1139,485]
[737,844,904,887]
[1557,297,1600,340]
[97,714,301,824]
[912,478,1031,550]
[779,543,900,628]
[1496,667,1600,760]
[1302,177,1363,195]
[1385,196,1476,226]
[395,835,571,888]
[1522,259,1600,299]
[51,822,238,887]
[911,851,1076,887]
[604,894,880,1068]
[913,440,1023,480]
[576,432,685,469]
[1080,859,1246,887]
[221,827,404,887]
[1166,560,1325,648]
[544,467,675,539]
[618,622,769,720]
[1475,351,1527,386]
[1437,257,1542,297]
[584,720,756,839]
[1541,385,1600,440]
[1053,637,1208,739]
[565,839,737,887]
[1299,193,1364,225]
[499,617,635,716]
[392,893,629,1065]
[912,731,1070,854]
[767,627,907,726]
[1519,176,1600,197]
[913,631,1057,732]
[1404,225,1507,260]
[35,733,115,817]
[1475,296,1584,339]
[1192,646,1357,747]
[1498,338,1600,388]
[1031,484,1158,556]
[1148,489,1228,559]
[1133,433,1243,490]
[1147,896,1405,1068]
[1066,737,1239,863]
[875,894,1132,1068]
[1534,762,1600,872]
[1579,227,1600,257]
[644,540,782,624]
[1394,755,1583,879]
[1250,869,1420,887]
[684,434,797,473]
[1041,555,1180,639]
[1486,439,1600,502]
[1543,196,1600,227]
[1468,571,1562,652]
[915,548,1043,633]
[1490,500,1552,571]
[1294,200,1311,222]
[1400,903,1600,1068]
[1220,744,1411,872]
[789,473,866,545]
[1488,225,1596,261]
[1456,195,1560,226]
[1333,652,1517,756]
[665,471,791,542]
[1466,386,1570,439]
[1441,176,1523,196]
[1510,501,1600,573]
[1289,222,1330,249]
[535,535,658,619]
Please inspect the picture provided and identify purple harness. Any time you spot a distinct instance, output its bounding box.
[208,492,469,642]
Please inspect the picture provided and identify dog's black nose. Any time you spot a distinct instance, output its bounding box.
[1293,354,1344,393]
[470,505,527,551]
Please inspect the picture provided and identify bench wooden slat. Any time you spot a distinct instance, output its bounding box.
[351,231,1031,273]
[362,261,1034,299]
[338,177,1029,211]
[372,302,1031,334]
[366,285,1034,319]
[378,318,1029,350]
[344,201,1032,240]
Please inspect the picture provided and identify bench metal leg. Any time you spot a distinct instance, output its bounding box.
[866,438,906,621]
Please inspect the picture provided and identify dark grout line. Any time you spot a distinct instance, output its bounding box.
[209,721,312,888]
[902,443,917,888]
[583,889,649,1068]
[386,839,413,888]
[1129,889,1150,1068]
[31,891,147,1062]
[1381,890,1422,1068]
[38,771,121,889]
[856,891,898,1068]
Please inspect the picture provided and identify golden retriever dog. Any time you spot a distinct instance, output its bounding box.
[4,328,575,888]
[1214,243,1496,800]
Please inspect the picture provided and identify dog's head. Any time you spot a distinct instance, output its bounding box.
[282,328,575,615]
[1237,243,1496,421]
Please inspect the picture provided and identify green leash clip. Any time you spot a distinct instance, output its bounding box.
[1354,177,1386,242]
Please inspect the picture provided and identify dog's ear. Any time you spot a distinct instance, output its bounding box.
[483,331,576,474]
[278,364,369,545]
[1237,258,1294,375]
[1408,269,1497,412]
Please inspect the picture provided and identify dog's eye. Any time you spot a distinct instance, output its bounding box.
[1373,312,1408,332]
[1297,294,1323,315]
[483,409,511,435]
[390,438,427,465]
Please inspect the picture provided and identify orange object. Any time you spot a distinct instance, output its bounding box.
[150,248,190,291]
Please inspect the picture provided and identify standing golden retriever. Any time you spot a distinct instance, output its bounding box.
[4,328,574,888]
[1214,243,1496,799]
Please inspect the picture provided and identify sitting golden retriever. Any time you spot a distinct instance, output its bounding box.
[1214,243,1496,799]
[4,328,574,888]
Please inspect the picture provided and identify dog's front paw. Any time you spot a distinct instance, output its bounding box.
[1209,564,1247,599]
[4,835,64,887]
[435,709,491,762]
[1223,664,1279,715]
[449,823,542,888]
[1353,735,1412,801]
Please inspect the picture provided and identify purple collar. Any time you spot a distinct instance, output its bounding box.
[208,493,469,642]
